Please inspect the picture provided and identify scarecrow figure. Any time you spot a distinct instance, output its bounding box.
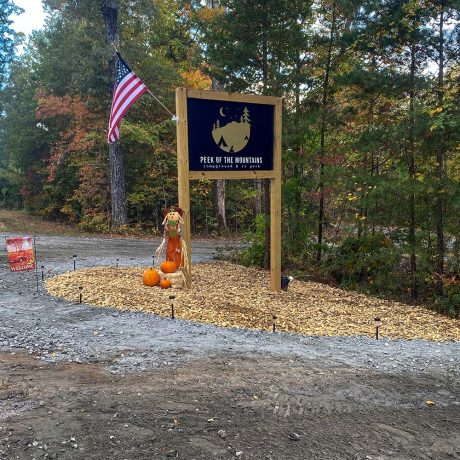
[155,205,185,269]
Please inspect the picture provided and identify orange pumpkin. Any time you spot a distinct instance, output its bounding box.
[159,278,172,289]
[160,260,177,273]
[143,267,160,286]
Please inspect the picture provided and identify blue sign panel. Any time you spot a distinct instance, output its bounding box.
[187,97,274,171]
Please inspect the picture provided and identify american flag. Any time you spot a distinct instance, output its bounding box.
[107,53,147,143]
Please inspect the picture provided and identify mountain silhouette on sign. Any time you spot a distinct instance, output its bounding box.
[212,107,251,153]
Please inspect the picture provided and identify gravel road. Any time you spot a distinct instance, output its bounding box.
[0,234,459,459]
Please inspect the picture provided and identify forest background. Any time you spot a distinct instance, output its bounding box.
[1,0,459,316]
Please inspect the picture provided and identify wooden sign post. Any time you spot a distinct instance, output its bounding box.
[176,88,282,291]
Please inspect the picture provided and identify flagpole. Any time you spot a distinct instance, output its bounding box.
[146,89,176,119]
[108,44,176,127]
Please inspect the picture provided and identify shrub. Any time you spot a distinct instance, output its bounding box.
[323,233,401,293]
[430,275,460,318]
[237,214,266,268]
[78,214,110,233]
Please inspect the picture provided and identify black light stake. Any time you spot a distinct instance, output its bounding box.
[374,316,381,340]
[272,315,277,333]
[41,265,45,281]
[169,295,175,319]
[73,254,77,271]
[79,286,83,304]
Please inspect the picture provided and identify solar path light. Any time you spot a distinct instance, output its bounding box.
[169,295,175,319]
[374,317,381,340]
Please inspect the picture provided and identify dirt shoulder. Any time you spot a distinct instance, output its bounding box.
[0,235,459,459]
[0,351,459,460]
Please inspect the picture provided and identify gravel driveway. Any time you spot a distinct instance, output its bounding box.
[0,234,459,459]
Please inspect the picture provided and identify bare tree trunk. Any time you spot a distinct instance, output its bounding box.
[291,55,303,241]
[370,54,377,236]
[261,0,271,269]
[211,76,227,233]
[408,43,417,298]
[213,180,227,231]
[317,0,336,261]
[255,180,262,214]
[101,0,128,227]
[435,3,445,278]
[215,181,226,232]
[108,143,127,226]
[264,179,270,269]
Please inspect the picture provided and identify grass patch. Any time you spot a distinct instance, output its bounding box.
[0,209,90,237]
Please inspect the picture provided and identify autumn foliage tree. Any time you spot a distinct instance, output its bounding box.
[0,0,459,315]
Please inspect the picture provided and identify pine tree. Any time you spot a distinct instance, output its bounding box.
[242,106,250,124]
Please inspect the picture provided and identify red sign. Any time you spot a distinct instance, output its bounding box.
[6,236,36,272]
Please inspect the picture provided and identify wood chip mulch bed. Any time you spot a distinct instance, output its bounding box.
[45,261,460,342]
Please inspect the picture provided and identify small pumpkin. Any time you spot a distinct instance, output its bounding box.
[159,278,172,289]
[143,267,160,286]
[160,260,177,274]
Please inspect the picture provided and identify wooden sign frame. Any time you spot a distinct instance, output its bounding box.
[176,88,282,291]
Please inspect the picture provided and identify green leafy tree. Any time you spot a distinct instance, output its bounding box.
[0,0,23,88]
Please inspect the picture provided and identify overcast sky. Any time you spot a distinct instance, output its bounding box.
[11,0,46,36]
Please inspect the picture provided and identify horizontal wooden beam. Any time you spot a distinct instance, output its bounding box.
[186,89,281,106]
[189,170,276,180]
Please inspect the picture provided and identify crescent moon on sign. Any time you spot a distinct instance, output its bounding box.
[219,107,226,117]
